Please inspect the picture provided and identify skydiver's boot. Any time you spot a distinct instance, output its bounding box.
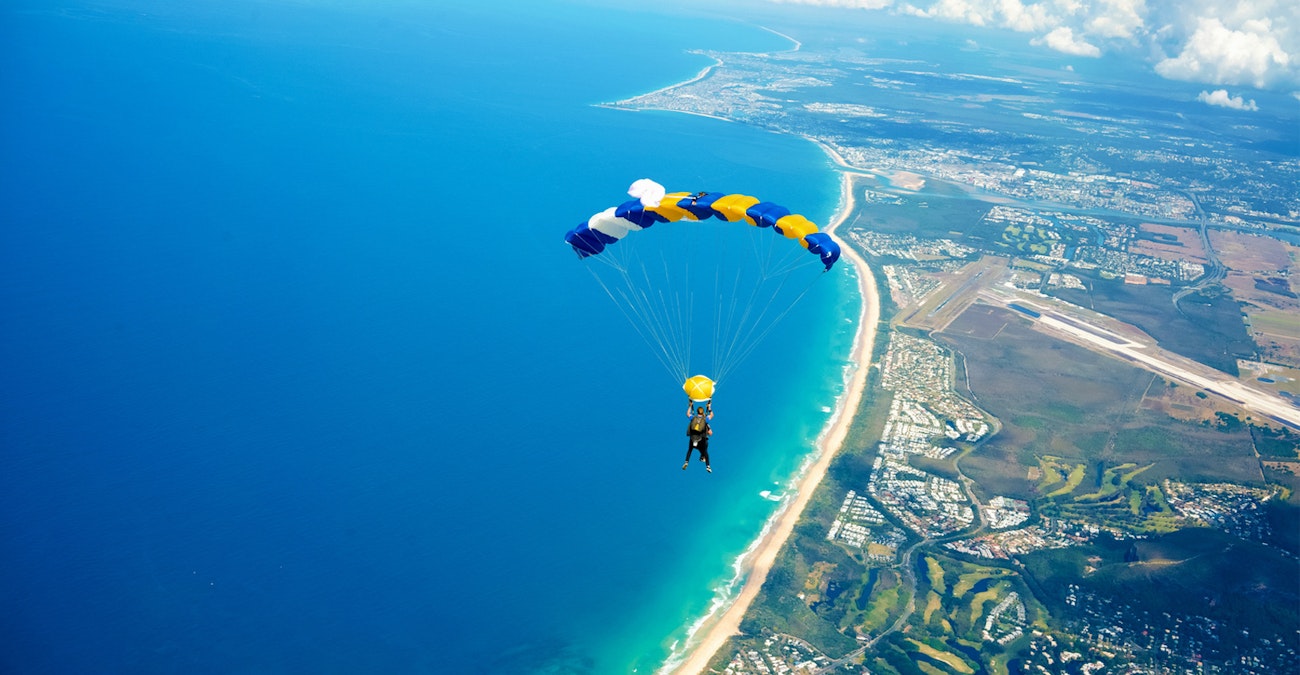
[706,465,712,473]
[682,462,689,470]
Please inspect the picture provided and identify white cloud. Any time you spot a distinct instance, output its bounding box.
[1197,88,1260,110]
[1032,26,1102,56]
[897,0,1054,31]
[770,0,895,8]
[1155,16,1292,88]
[765,0,1300,91]
[899,0,988,26]
[1085,0,1147,40]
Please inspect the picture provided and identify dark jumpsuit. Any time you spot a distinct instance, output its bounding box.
[686,411,711,467]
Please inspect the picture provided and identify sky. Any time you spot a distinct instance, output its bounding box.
[756,0,1300,104]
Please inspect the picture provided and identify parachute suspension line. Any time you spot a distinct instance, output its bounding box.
[708,220,766,387]
[585,265,684,383]
[720,224,797,378]
[709,253,775,384]
[706,266,730,382]
[710,265,742,386]
[713,265,787,384]
[582,231,692,384]
[711,230,766,383]
[718,273,822,382]
[757,224,786,280]
[709,225,751,384]
[710,226,830,383]
[660,249,691,384]
[752,225,820,281]
[624,257,690,382]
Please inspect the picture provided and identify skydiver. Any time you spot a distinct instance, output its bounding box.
[683,401,713,473]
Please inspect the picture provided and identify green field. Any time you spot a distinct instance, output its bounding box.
[847,179,993,243]
[939,306,1263,502]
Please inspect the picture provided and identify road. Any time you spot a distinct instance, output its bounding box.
[1172,192,1227,311]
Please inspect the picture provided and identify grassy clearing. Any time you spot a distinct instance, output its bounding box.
[1046,462,1087,498]
[968,581,1008,628]
[907,638,975,674]
[926,556,946,594]
[923,591,943,625]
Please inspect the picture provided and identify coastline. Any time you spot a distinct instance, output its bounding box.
[666,169,880,674]
[609,55,722,105]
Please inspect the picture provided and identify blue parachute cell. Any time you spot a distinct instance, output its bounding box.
[679,192,726,220]
[614,199,671,228]
[564,224,615,257]
[745,202,790,229]
[803,232,841,269]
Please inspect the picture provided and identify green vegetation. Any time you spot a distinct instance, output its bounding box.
[1021,529,1300,654]
[967,581,1006,627]
[908,452,962,482]
[1036,464,1179,534]
[1043,460,1087,498]
[1266,499,1300,553]
[925,556,945,594]
[906,638,975,674]
[880,553,1037,673]
[861,571,909,634]
[922,590,943,626]
[849,181,991,243]
[1076,462,1152,501]
[1252,423,1300,459]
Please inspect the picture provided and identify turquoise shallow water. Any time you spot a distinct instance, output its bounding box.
[0,1,856,672]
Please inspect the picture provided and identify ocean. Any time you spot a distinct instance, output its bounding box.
[0,1,857,673]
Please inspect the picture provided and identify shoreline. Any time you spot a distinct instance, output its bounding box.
[666,168,880,674]
[610,55,722,105]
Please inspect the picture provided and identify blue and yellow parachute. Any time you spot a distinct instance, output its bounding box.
[564,189,840,270]
[564,180,841,401]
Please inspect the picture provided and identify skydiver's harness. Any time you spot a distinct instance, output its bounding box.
[688,413,709,446]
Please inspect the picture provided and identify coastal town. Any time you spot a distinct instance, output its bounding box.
[619,43,1299,232]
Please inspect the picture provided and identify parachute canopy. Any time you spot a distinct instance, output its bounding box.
[683,375,715,402]
[564,187,841,270]
[564,179,840,394]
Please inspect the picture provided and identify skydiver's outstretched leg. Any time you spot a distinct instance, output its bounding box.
[685,435,707,470]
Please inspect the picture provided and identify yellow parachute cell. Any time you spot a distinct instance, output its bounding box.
[775,214,818,243]
[709,194,761,223]
[683,375,715,402]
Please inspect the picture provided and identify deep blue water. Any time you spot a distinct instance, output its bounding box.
[1,1,853,673]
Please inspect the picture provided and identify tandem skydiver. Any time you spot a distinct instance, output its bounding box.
[683,400,713,473]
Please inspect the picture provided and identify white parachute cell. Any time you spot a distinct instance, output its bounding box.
[627,178,666,208]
